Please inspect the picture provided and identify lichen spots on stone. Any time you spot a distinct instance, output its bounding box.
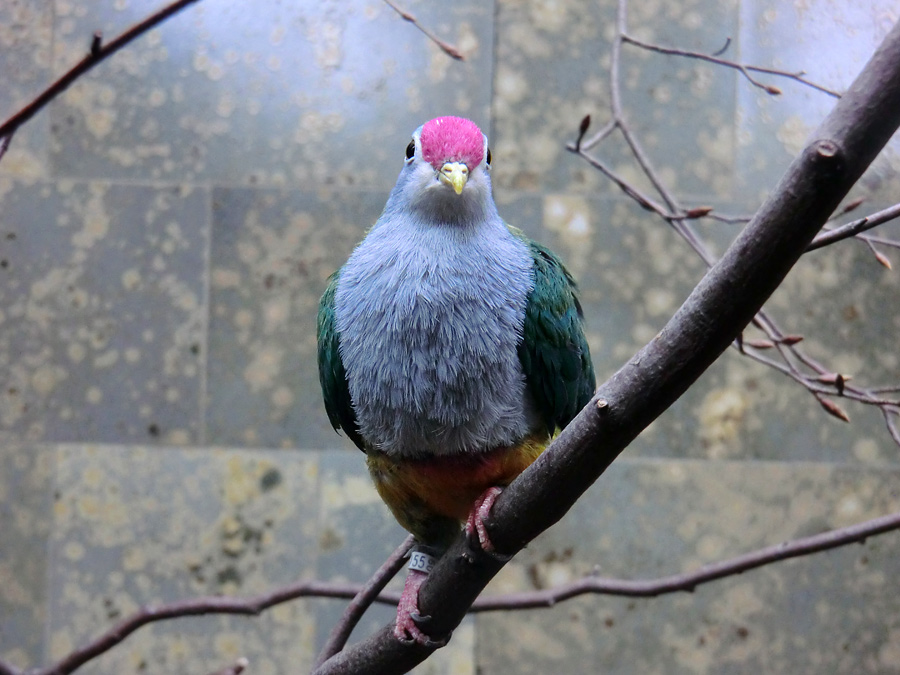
[698,387,749,458]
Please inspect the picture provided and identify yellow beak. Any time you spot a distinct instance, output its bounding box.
[439,161,469,195]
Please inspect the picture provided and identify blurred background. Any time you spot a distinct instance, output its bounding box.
[2,0,900,672]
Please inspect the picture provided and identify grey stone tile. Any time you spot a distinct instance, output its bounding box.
[0,181,207,445]
[492,0,739,199]
[477,459,900,674]
[0,1,52,180]
[49,0,495,188]
[45,445,319,674]
[206,187,383,449]
[0,442,54,670]
[736,0,900,205]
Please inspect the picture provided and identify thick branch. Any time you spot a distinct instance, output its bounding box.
[315,16,900,674]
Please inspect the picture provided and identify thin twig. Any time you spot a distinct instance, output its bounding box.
[0,0,204,144]
[314,535,414,668]
[807,202,900,250]
[0,134,12,164]
[381,0,465,60]
[472,509,900,608]
[33,580,379,675]
[621,33,841,97]
[29,508,900,675]
[571,0,900,446]
[860,232,900,249]
[578,118,617,152]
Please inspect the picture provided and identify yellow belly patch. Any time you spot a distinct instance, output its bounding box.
[366,435,548,540]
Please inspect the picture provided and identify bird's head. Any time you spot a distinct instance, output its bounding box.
[388,116,496,226]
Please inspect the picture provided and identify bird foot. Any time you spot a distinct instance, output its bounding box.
[394,568,450,647]
[464,486,512,561]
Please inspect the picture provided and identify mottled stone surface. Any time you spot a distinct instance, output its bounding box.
[1,0,900,673]
[0,442,54,671]
[49,0,495,188]
[0,180,207,445]
[47,445,320,674]
[206,187,382,449]
[493,0,740,198]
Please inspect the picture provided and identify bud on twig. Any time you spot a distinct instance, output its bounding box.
[818,396,850,423]
[575,114,591,152]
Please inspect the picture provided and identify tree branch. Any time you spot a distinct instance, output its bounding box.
[807,202,900,250]
[30,580,379,675]
[621,33,841,97]
[472,509,900,609]
[381,0,465,61]
[572,3,900,443]
[313,14,900,674]
[0,0,203,149]
[16,505,900,674]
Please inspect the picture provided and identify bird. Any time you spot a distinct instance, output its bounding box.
[317,116,595,645]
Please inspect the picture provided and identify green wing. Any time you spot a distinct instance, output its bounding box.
[512,228,596,433]
[317,271,365,451]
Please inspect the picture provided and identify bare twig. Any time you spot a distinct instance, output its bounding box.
[570,1,900,446]
[0,134,12,164]
[314,535,414,668]
[578,117,617,152]
[808,202,900,250]
[473,509,900,608]
[31,580,379,675]
[0,0,203,146]
[382,0,465,60]
[621,33,842,97]
[27,507,900,675]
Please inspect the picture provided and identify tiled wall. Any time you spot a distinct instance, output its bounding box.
[2,1,900,673]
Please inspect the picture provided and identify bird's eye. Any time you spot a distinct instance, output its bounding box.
[486,147,492,167]
[405,140,415,161]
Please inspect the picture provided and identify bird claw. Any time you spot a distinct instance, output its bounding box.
[393,568,451,647]
[394,614,451,647]
[464,486,512,561]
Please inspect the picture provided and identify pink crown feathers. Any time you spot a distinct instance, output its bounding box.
[419,116,485,169]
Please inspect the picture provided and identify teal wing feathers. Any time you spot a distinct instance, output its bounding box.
[512,228,596,433]
[317,271,365,451]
